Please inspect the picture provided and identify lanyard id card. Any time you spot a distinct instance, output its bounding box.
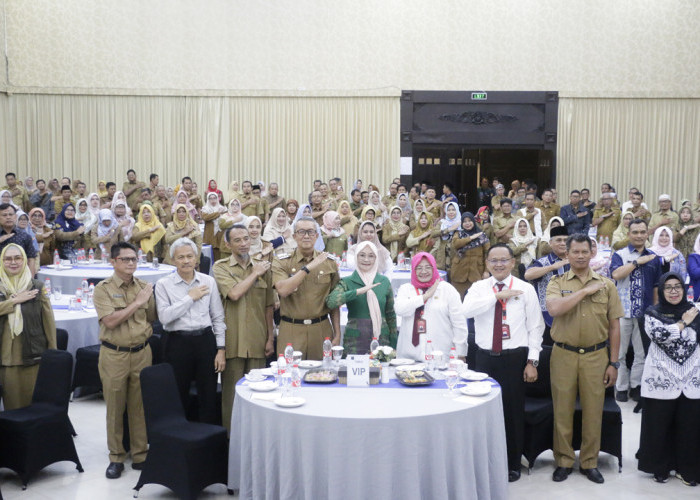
[493,277,514,340]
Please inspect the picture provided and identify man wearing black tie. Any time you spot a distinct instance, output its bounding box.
[463,243,545,482]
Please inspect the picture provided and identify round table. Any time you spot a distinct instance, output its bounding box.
[37,263,176,292]
[229,375,507,500]
[339,266,448,295]
[51,295,99,358]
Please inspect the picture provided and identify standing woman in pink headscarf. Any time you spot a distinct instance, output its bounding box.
[320,211,348,258]
[394,252,468,361]
[325,241,396,354]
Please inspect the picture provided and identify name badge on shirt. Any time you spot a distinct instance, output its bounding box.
[416,318,426,334]
[502,324,511,340]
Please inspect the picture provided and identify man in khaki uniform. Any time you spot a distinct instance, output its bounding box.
[2,172,31,212]
[493,198,517,244]
[329,178,347,206]
[122,169,147,213]
[93,241,156,479]
[648,193,680,237]
[239,180,265,218]
[213,224,275,432]
[546,234,622,484]
[273,217,341,359]
[536,189,560,227]
[591,193,621,241]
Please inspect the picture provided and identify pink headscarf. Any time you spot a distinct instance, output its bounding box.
[410,252,440,290]
[321,210,342,237]
[649,226,676,258]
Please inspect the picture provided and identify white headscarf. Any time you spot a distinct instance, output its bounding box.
[113,200,135,241]
[97,209,116,237]
[354,240,382,340]
[87,192,101,216]
[440,201,461,240]
[263,207,296,254]
[649,226,677,259]
[75,198,98,232]
[245,216,264,255]
[201,192,225,234]
[511,217,537,267]
[111,191,132,216]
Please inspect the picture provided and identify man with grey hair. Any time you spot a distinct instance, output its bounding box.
[213,224,275,432]
[155,237,226,424]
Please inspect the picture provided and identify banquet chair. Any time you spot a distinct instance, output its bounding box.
[523,345,554,469]
[55,328,69,351]
[0,350,83,489]
[134,363,229,500]
[86,277,104,287]
[199,255,211,275]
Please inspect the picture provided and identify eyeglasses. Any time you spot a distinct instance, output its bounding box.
[663,284,684,292]
[415,266,433,273]
[295,229,316,237]
[487,258,513,265]
[116,257,138,263]
[3,256,23,263]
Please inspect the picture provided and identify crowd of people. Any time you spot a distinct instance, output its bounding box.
[0,170,699,487]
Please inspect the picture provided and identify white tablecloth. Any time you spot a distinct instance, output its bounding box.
[51,295,99,357]
[229,378,508,500]
[38,263,176,292]
[339,266,448,295]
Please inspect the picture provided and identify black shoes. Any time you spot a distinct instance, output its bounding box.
[105,462,124,479]
[615,390,628,402]
[676,472,698,487]
[581,467,605,483]
[629,386,641,402]
[508,470,521,482]
[653,473,669,483]
[552,466,572,482]
[132,461,145,470]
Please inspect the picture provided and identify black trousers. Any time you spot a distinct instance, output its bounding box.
[475,346,528,472]
[637,395,700,481]
[164,331,218,424]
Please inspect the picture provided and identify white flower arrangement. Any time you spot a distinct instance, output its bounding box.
[372,345,396,362]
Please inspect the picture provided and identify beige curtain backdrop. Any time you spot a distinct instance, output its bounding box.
[557,98,700,207]
[0,94,399,201]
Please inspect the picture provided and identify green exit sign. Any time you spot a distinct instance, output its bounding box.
[471,92,487,100]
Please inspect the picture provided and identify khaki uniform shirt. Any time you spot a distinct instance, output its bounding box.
[592,207,621,240]
[239,193,264,218]
[122,182,145,212]
[264,195,286,216]
[213,254,274,359]
[1,185,30,212]
[272,249,339,320]
[382,194,397,208]
[330,192,347,205]
[536,202,561,225]
[649,210,680,233]
[492,213,516,243]
[546,270,623,347]
[93,274,156,347]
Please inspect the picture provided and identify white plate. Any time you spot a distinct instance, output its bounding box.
[395,363,426,372]
[298,360,322,369]
[460,382,492,397]
[248,381,279,392]
[390,358,415,366]
[274,397,306,408]
[245,371,267,382]
[259,368,275,376]
[460,370,489,381]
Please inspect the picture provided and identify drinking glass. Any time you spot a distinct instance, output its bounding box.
[53,286,62,301]
[444,370,459,397]
[332,346,344,368]
[280,372,292,398]
[293,351,303,366]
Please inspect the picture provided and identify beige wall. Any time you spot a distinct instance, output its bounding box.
[3,0,699,97]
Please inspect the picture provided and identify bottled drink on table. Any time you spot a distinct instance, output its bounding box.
[44,278,51,297]
[448,347,459,371]
[425,340,434,371]
[291,364,301,394]
[152,257,159,269]
[88,248,95,263]
[81,279,89,295]
[137,249,144,264]
[688,286,695,303]
[341,251,347,269]
[322,337,333,368]
[53,250,60,267]
[277,354,287,386]
[284,343,294,365]
[369,337,379,355]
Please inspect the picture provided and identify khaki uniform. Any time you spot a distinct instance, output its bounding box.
[152,197,172,225]
[592,206,621,240]
[264,195,286,218]
[546,270,623,469]
[1,185,31,212]
[213,254,275,431]
[492,213,516,244]
[491,195,504,217]
[536,202,561,226]
[272,249,339,360]
[93,274,156,464]
[239,193,264,218]
[649,209,680,235]
[122,182,145,212]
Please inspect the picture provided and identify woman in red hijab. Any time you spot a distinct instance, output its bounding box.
[207,180,224,205]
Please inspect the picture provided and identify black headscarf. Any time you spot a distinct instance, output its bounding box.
[646,272,699,325]
[456,212,489,257]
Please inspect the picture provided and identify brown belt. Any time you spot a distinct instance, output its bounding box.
[554,341,607,355]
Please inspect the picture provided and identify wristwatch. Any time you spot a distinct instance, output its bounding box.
[632,260,639,269]
[527,359,539,368]
[301,266,311,274]
[609,361,620,369]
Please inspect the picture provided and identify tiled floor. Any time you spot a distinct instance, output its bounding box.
[0,395,697,499]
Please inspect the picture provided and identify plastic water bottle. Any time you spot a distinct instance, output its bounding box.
[448,347,459,371]
[291,364,301,394]
[137,249,144,265]
[425,340,434,371]
[81,279,89,295]
[369,337,379,356]
[100,244,108,263]
[397,253,405,269]
[53,250,60,267]
[75,287,83,300]
[688,286,695,303]
[341,251,347,269]
[322,337,333,368]
[284,343,294,365]
[277,354,287,385]
[44,278,51,296]
[88,248,95,263]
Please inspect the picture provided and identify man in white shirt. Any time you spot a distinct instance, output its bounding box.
[155,237,226,424]
[519,193,543,237]
[463,243,545,482]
